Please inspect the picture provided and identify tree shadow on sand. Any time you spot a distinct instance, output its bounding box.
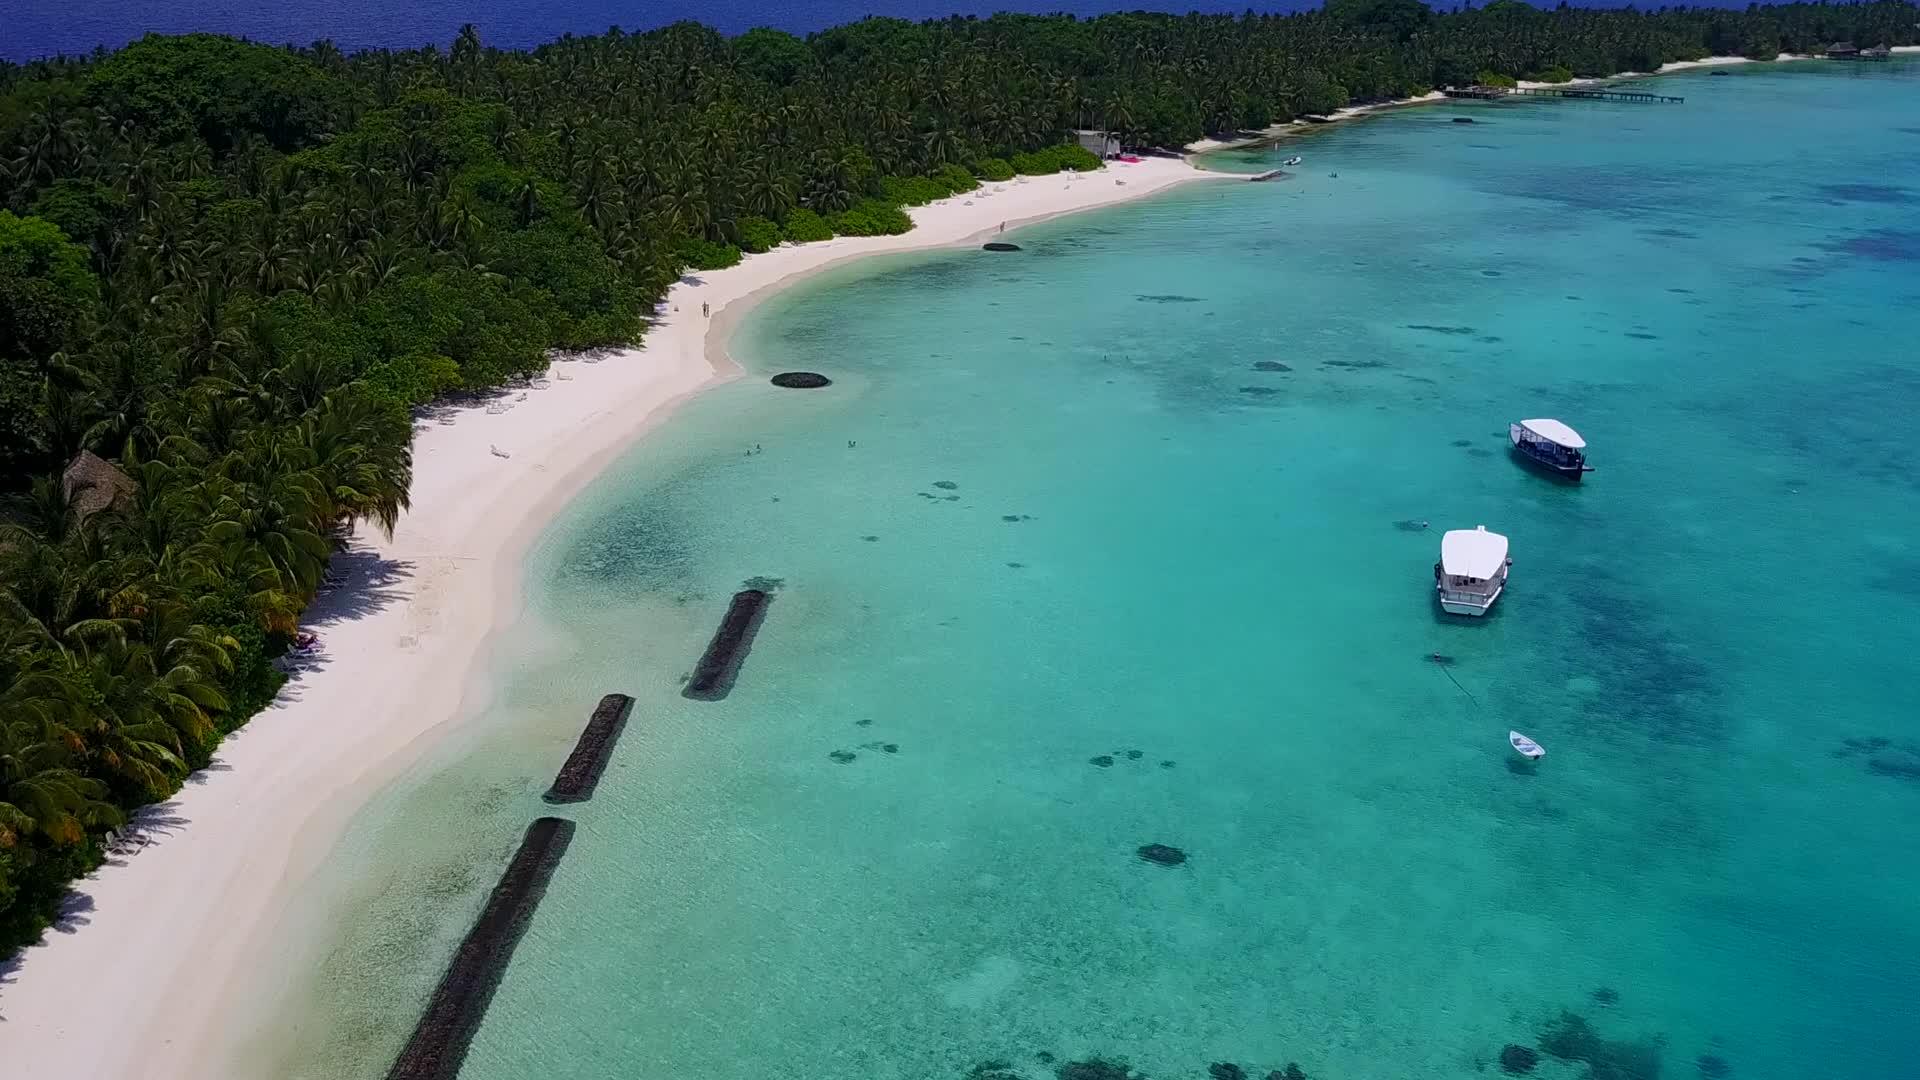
[302,548,415,629]
[0,803,193,1019]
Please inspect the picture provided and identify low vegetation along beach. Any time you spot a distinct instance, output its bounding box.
[3,3,1919,1078]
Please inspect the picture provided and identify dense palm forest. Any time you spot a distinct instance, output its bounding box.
[2,1,1917,948]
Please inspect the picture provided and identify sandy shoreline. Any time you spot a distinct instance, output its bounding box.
[0,155,1219,1079]
[1185,91,1448,154]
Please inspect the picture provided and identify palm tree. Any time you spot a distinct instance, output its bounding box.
[297,392,412,536]
[1,724,121,849]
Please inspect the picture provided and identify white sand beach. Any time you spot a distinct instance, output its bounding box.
[1184,90,1448,153]
[0,155,1219,1080]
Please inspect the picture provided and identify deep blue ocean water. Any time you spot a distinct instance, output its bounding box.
[253,60,1920,1080]
[6,0,1784,63]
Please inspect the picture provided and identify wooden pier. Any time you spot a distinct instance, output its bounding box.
[1442,85,1684,104]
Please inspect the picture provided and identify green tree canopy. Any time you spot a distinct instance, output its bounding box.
[85,33,351,152]
[0,211,96,366]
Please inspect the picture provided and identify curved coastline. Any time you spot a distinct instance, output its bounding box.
[0,155,1218,1080]
[1183,54,1826,156]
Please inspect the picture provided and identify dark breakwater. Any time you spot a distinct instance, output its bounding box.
[385,817,576,1080]
[683,588,772,700]
[541,694,635,803]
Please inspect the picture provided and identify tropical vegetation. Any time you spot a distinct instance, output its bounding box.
[3,0,1917,948]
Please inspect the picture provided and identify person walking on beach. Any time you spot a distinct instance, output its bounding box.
[702,301,710,317]
[999,221,1005,234]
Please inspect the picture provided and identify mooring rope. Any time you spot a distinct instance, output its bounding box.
[1431,655,1479,707]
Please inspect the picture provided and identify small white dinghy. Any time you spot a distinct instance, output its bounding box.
[1509,730,1546,760]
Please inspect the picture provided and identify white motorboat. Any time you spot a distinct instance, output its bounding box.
[1434,525,1510,616]
[1509,731,1545,759]
[1509,418,1592,480]
[1282,155,1303,166]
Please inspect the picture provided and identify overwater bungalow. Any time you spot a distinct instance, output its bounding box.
[1826,41,1890,60]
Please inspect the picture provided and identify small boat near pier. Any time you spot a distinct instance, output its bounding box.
[1509,418,1591,480]
[1435,525,1511,617]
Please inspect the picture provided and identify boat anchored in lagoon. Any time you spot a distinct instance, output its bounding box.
[1435,525,1511,617]
[1509,731,1546,760]
[1510,418,1592,480]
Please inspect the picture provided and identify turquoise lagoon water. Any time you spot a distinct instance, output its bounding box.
[273,61,1920,1080]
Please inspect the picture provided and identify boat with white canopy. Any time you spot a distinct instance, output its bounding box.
[1509,418,1591,480]
[1434,525,1511,616]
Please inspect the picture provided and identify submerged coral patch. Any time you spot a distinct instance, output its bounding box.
[1836,735,1892,755]
[1137,843,1188,866]
[1500,1044,1541,1074]
[1135,294,1205,303]
[1538,1010,1664,1080]
[1866,754,1920,780]
[1405,324,1478,336]
[1816,183,1914,204]
[1822,229,1920,262]
[1057,1059,1144,1080]
[1252,360,1293,372]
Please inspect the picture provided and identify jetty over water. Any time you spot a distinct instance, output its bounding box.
[1443,85,1684,104]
